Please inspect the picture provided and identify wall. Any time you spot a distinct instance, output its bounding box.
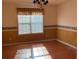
[57,0,77,27]
[2,1,57,44]
[3,0,77,46]
[2,0,17,27]
[44,5,57,25]
[3,1,57,27]
[57,0,77,46]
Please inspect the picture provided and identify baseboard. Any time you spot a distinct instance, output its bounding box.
[3,39,77,49]
[57,40,77,49]
[3,39,57,46]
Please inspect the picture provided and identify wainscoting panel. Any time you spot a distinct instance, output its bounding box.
[57,29,77,46]
[44,28,57,39]
[2,25,77,46]
[2,30,45,44]
[2,26,57,45]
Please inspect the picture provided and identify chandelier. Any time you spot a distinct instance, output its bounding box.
[33,0,48,7]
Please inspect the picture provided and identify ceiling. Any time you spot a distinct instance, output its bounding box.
[3,0,69,5]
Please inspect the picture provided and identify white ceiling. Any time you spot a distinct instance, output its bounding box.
[3,0,69,5]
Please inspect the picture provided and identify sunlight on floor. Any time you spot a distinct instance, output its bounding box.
[14,44,52,59]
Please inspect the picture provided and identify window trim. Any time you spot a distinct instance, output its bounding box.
[17,14,44,35]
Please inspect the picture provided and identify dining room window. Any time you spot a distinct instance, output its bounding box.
[17,8,43,35]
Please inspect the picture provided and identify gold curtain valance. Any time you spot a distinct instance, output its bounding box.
[17,8,44,15]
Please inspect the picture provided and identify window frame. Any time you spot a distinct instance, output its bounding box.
[17,8,44,35]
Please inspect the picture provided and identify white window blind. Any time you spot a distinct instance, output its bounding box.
[31,12,43,33]
[18,12,43,35]
[18,15,31,34]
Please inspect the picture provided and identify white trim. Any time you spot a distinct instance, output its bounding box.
[3,39,77,49]
[58,28,77,32]
[3,39,57,46]
[57,40,77,49]
[45,27,57,29]
[2,29,17,31]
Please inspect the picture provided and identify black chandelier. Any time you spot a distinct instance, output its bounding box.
[33,0,48,6]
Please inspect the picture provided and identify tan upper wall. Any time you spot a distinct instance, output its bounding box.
[57,0,77,27]
[2,1,17,27]
[3,0,76,27]
[44,5,57,25]
[2,0,57,27]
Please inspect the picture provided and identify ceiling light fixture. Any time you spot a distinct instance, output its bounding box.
[33,0,48,8]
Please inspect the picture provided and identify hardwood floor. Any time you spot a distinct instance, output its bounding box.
[2,40,76,59]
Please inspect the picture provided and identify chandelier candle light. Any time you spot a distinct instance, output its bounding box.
[33,0,48,8]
